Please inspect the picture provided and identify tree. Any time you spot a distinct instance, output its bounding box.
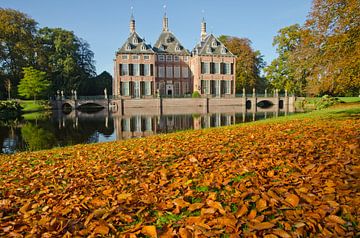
[79,71,112,96]
[18,67,50,100]
[219,36,266,93]
[264,24,307,95]
[36,27,96,95]
[0,8,38,98]
[4,78,11,100]
[293,0,360,96]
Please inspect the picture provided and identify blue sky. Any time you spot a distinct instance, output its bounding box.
[1,0,312,75]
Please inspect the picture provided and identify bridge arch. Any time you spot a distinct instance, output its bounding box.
[246,100,252,109]
[257,100,274,109]
[62,103,73,114]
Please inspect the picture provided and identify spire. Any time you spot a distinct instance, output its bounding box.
[162,4,169,32]
[130,7,135,33]
[201,17,207,41]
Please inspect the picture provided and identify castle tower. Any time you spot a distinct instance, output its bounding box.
[201,18,207,41]
[162,14,169,32]
[130,14,136,33]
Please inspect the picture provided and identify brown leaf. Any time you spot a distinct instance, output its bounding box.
[141,225,157,238]
[256,198,267,212]
[252,222,275,230]
[285,194,299,207]
[236,204,248,218]
[327,215,346,225]
[248,209,257,219]
[93,224,109,235]
[272,229,291,238]
[188,203,204,212]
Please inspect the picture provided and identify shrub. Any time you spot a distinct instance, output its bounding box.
[0,100,22,119]
[192,91,201,98]
[315,95,340,110]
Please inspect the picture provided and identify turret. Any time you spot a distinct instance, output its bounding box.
[162,14,169,32]
[201,18,207,41]
[130,14,136,33]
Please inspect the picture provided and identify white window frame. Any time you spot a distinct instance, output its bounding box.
[132,55,139,60]
[143,64,150,76]
[174,66,180,78]
[158,55,165,62]
[158,66,165,78]
[212,40,217,47]
[174,55,180,62]
[166,55,173,62]
[141,45,146,51]
[122,55,128,60]
[206,46,211,54]
[133,64,140,76]
[143,55,150,60]
[133,37,138,44]
[126,44,131,51]
[166,66,173,78]
[184,56,189,62]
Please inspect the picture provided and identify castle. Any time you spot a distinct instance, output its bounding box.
[113,14,236,98]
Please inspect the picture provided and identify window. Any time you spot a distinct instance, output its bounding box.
[182,67,189,78]
[166,55,172,62]
[132,55,139,60]
[221,47,226,54]
[141,45,147,51]
[175,46,181,52]
[158,66,165,78]
[144,81,151,95]
[120,64,129,76]
[166,66,173,78]
[184,56,189,62]
[225,81,231,94]
[206,46,212,54]
[143,64,150,76]
[224,63,231,74]
[122,55,128,60]
[212,40,217,47]
[134,81,140,98]
[201,62,210,74]
[158,55,165,61]
[122,82,130,96]
[174,66,180,78]
[126,44,131,51]
[214,63,220,74]
[133,64,140,76]
[174,56,180,62]
[143,55,150,60]
[133,37,138,44]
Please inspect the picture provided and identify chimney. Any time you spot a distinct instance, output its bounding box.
[130,14,135,33]
[201,18,207,41]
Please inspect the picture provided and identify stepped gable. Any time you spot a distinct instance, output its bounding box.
[193,34,234,57]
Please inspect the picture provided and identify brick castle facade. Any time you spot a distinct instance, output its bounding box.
[113,14,236,98]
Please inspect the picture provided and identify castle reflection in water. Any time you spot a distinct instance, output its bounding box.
[59,106,293,141]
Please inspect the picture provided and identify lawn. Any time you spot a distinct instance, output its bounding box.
[19,100,50,112]
[0,103,359,237]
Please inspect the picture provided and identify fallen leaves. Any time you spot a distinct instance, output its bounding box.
[0,117,359,236]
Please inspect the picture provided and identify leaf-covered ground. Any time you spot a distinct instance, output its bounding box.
[1,107,359,237]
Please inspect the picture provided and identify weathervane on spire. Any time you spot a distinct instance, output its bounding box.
[163,4,167,16]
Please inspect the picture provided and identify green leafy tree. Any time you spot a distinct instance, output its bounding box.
[79,71,112,96]
[264,24,306,95]
[219,36,266,93]
[18,67,50,100]
[36,27,96,95]
[0,8,38,98]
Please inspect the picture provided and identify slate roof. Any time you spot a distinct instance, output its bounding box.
[117,32,155,54]
[193,34,234,57]
[153,31,190,55]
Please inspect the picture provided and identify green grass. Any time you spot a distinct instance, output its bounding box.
[20,100,50,112]
[336,97,360,103]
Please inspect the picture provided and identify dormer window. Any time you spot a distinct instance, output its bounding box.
[175,45,181,52]
[212,40,217,47]
[133,37,138,44]
[221,47,226,54]
[126,44,131,51]
[166,36,173,43]
[206,46,212,54]
[141,45,147,51]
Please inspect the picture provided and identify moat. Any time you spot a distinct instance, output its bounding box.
[1,105,298,154]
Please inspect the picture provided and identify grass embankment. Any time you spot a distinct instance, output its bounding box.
[20,100,51,113]
[0,104,359,237]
